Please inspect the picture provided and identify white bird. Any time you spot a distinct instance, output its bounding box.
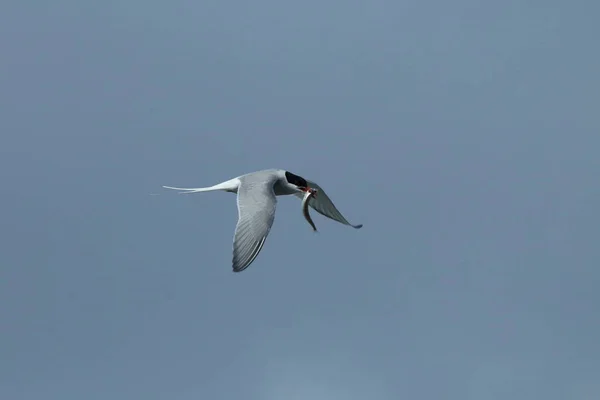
[163,169,362,272]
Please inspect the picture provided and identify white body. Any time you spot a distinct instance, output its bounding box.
[163,169,362,272]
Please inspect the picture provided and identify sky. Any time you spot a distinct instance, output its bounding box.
[1,1,599,399]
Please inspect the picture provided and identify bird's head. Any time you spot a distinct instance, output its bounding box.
[284,171,317,197]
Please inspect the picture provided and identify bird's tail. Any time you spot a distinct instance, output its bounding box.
[162,178,239,194]
[162,185,215,194]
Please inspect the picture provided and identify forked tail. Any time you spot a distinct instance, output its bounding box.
[162,178,240,194]
[162,186,214,194]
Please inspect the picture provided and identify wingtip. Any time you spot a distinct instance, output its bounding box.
[353,224,363,229]
[232,264,250,273]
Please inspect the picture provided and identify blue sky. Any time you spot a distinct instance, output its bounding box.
[1,1,599,399]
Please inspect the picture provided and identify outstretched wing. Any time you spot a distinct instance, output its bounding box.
[294,180,363,229]
[232,180,278,272]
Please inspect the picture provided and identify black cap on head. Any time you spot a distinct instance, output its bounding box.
[285,171,308,188]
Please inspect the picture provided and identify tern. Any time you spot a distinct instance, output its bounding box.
[163,169,362,272]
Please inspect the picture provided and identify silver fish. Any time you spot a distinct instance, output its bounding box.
[302,189,318,232]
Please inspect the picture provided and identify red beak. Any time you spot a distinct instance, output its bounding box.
[304,187,317,198]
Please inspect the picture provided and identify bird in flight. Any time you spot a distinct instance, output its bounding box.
[163,169,362,272]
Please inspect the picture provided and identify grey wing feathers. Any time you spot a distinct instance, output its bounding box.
[295,180,363,229]
[232,179,278,272]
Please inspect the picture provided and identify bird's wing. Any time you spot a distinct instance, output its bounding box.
[232,179,278,272]
[294,180,363,229]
